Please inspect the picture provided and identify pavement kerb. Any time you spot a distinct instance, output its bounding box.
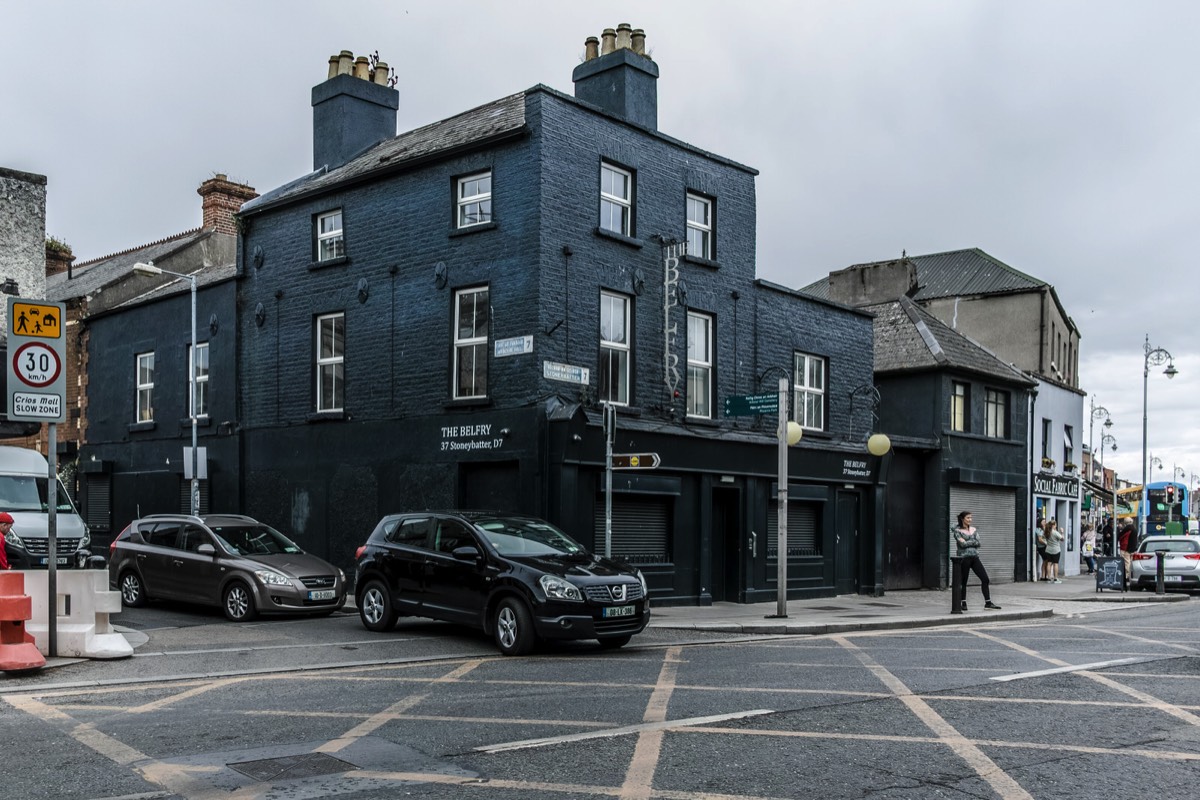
[649,608,1053,636]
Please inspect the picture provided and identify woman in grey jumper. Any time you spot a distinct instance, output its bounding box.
[953,510,1002,611]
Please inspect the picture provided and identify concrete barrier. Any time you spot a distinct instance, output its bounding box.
[22,570,133,659]
[0,571,46,672]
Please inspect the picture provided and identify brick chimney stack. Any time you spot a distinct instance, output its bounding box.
[45,241,74,277]
[198,174,258,236]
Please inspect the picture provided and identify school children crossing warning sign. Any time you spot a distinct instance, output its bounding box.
[6,298,67,423]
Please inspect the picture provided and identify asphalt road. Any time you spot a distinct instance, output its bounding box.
[3,599,1198,799]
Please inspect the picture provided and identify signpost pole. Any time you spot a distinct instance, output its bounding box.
[775,377,788,618]
[604,403,614,559]
[47,422,57,658]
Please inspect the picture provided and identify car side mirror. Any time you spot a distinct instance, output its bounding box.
[452,545,481,562]
[196,543,216,556]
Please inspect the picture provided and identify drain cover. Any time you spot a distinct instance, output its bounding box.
[228,753,357,782]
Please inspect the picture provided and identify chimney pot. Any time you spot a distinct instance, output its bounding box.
[631,29,646,55]
[354,56,370,80]
[616,23,633,50]
[584,36,599,62]
[338,50,354,75]
[372,61,390,85]
[327,56,339,80]
[601,28,616,55]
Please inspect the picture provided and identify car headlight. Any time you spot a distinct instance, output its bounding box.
[253,568,294,587]
[337,567,345,582]
[636,569,648,597]
[79,530,91,550]
[539,574,583,601]
[4,529,23,548]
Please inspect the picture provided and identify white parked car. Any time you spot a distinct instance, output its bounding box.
[1128,535,1200,592]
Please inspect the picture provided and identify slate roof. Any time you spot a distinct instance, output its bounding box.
[867,296,1034,386]
[800,248,1045,302]
[105,262,237,310]
[242,90,529,214]
[46,228,214,302]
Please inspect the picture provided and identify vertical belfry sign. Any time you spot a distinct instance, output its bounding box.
[662,242,686,404]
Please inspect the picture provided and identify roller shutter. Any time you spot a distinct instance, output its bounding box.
[949,484,1017,584]
[766,501,820,556]
[179,479,211,515]
[84,474,111,531]
[593,495,670,564]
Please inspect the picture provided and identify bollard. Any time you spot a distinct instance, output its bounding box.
[1155,550,1166,595]
[950,557,963,614]
[0,572,46,673]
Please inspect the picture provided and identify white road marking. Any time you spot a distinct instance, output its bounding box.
[476,709,774,753]
[991,657,1149,682]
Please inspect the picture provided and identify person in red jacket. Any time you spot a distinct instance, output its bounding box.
[0,512,13,569]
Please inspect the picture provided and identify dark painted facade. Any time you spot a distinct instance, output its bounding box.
[79,37,885,604]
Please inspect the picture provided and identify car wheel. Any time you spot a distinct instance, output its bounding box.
[119,571,148,608]
[494,597,536,656]
[359,580,398,632]
[597,635,632,650]
[223,581,258,622]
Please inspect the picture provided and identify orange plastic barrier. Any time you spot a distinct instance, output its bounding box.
[0,571,45,672]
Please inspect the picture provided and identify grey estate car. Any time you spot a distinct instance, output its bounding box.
[109,513,347,621]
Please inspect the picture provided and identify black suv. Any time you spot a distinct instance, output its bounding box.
[354,512,650,655]
[109,513,347,621]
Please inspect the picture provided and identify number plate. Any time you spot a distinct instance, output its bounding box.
[38,558,69,566]
[1163,575,1183,582]
[308,589,336,601]
[602,605,635,618]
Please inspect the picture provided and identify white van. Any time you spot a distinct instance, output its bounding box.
[0,445,91,569]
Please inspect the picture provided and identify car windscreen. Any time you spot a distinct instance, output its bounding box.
[211,524,303,556]
[0,475,79,514]
[1139,539,1200,553]
[474,517,587,557]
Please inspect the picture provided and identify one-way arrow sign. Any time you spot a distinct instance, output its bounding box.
[611,452,661,469]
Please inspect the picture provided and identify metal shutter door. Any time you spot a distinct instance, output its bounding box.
[766,502,819,556]
[593,495,670,563]
[85,474,111,531]
[949,485,1017,584]
[179,479,211,515]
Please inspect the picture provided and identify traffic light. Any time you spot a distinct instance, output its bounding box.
[1166,484,1176,504]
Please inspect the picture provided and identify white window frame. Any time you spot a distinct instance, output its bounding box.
[600,163,632,236]
[686,193,712,260]
[189,342,210,419]
[599,290,631,405]
[136,352,155,422]
[453,287,489,399]
[686,311,713,419]
[316,210,344,262]
[950,381,968,432]
[792,352,826,431]
[985,388,1007,438]
[316,313,344,412]
[457,171,492,228]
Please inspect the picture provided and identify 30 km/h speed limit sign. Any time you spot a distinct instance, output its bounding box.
[6,298,67,423]
[13,342,62,387]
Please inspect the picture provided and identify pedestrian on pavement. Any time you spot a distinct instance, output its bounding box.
[1080,524,1097,574]
[952,510,1001,611]
[1118,522,1137,582]
[0,512,13,569]
[1043,519,1064,582]
[1036,520,1049,580]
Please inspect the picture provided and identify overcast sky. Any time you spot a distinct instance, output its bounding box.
[5,0,1197,489]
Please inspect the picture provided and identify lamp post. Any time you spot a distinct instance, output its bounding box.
[1098,433,1116,543]
[1088,396,1111,482]
[1141,335,1177,541]
[133,261,200,516]
[770,377,803,618]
